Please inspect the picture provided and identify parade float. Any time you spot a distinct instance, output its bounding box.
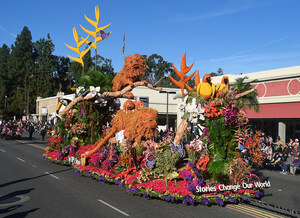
[43,5,266,206]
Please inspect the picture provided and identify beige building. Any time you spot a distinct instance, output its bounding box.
[35,87,181,130]
[36,92,74,122]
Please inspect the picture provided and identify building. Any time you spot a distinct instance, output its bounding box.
[36,92,74,122]
[36,87,181,131]
[212,65,300,142]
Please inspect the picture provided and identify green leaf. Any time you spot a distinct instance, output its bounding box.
[165,172,179,180]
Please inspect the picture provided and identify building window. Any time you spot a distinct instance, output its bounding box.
[139,97,149,107]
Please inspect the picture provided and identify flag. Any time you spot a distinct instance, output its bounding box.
[122,33,125,55]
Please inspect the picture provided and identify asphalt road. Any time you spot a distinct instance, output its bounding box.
[0,132,299,218]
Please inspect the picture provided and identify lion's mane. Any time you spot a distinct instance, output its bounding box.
[112,53,146,92]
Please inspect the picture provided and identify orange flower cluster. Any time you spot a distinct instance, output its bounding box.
[119,166,137,179]
[203,101,223,118]
[119,153,129,166]
[64,112,73,128]
[45,146,51,153]
[196,154,210,171]
[48,134,63,150]
[249,131,264,166]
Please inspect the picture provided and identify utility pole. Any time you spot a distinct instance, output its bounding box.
[159,90,176,130]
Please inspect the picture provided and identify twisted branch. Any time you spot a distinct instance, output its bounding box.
[61,81,162,115]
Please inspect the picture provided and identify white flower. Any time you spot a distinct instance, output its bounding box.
[89,86,101,97]
[76,86,85,96]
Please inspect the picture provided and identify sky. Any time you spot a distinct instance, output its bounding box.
[1,0,300,78]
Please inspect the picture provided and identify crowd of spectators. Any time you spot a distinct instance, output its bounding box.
[0,119,53,141]
[237,131,300,176]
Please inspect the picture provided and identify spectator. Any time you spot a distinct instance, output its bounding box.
[41,126,46,141]
[280,143,292,174]
[290,139,300,175]
[268,135,273,145]
[28,123,34,140]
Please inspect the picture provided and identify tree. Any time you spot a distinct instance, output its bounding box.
[211,68,223,77]
[95,55,114,75]
[142,54,176,88]
[7,26,34,116]
[71,54,115,87]
[0,44,10,112]
[54,56,72,94]
[33,33,56,98]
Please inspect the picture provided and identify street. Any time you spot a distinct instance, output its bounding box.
[0,132,299,218]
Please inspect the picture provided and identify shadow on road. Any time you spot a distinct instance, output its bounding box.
[0,168,71,188]
[0,188,35,215]
[3,208,39,218]
[0,205,22,214]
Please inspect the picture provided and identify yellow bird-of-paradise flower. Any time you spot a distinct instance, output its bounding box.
[65,27,92,66]
[80,5,111,50]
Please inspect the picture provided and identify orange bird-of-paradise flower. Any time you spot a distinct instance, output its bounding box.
[168,53,197,96]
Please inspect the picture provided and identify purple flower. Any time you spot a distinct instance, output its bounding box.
[223,106,238,126]
[115,179,120,185]
[166,196,171,202]
[216,197,224,206]
[127,188,131,192]
[143,192,148,198]
[186,174,192,181]
[255,191,260,198]
[182,198,189,204]
[260,192,264,197]
[189,197,195,205]
[132,188,139,194]
[201,127,209,141]
[120,181,125,188]
[201,197,209,205]
[197,178,205,186]
[161,195,165,200]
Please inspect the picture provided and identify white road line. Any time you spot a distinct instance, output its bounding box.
[16,157,26,162]
[32,165,37,168]
[45,172,60,179]
[0,149,6,152]
[97,199,129,217]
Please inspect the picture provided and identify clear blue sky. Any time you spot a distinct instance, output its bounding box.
[1,0,300,77]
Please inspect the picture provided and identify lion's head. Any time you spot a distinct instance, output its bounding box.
[124,53,146,80]
[112,105,157,142]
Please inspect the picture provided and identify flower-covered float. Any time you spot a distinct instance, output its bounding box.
[43,5,266,206]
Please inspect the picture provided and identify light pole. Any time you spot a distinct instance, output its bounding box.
[159,90,176,130]
[17,87,29,117]
[5,95,7,110]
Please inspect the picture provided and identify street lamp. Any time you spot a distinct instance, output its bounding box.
[159,90,176,130]
[4,95,7,110]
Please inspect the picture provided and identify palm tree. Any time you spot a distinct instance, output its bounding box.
[77,70,113,92]
[233,77,259,112]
